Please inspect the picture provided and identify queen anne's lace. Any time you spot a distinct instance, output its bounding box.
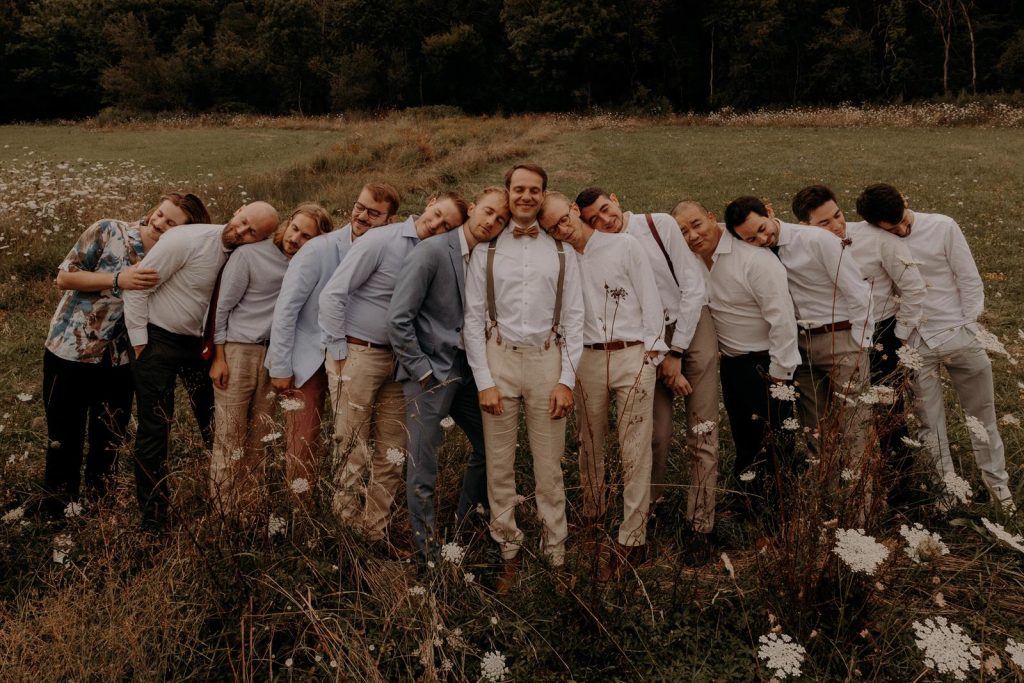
[899,523,949,563]
[757,632,806,679]
[912,617,981,680]
[832,528,889,575]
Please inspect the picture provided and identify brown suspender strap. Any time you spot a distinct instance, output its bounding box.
[645,213,678,287]
[551,240,566,332]
[485,240,499,341]
[485,238,566,346]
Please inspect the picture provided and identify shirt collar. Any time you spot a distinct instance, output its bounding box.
[775,219,792,247]
[402,215,419,239]
[458,225,470,258]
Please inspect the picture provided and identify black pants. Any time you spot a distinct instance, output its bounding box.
[720,351,795,510]
[870,317,918,508]
[131,325,214,527]
[42,349,134,511]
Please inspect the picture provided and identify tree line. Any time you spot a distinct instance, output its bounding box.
[2,0,1023,121]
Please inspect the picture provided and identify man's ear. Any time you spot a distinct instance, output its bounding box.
[234,205,244,216]
[610,193,620,206]
[798,219,809,225]
[466,202,477,217]
[764,202,776,219]
[707,211,716,222]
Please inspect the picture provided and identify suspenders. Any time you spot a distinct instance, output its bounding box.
[485,236,566,349]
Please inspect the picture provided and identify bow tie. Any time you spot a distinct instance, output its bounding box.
[512,225,539,239]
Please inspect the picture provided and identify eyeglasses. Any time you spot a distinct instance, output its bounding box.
[541,212,571,234]
[353,201,384,220]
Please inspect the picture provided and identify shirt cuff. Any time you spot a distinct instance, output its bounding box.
[894,323,911,341]
[768,361,795,381]
[128,327,148,347]
[558,369,577,389]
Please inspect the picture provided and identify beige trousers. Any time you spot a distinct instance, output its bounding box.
[210,342,275,510]
[330,345,407,540]
[575,345,656,546]
[482,338,568,564]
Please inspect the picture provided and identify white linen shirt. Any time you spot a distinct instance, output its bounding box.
[124,223,228,346]
[576,231,669,356]
[776,221,874,348]
[623,212,706,350]
[845,221,926,340]
[900,211,985,349]
[214,238,289,344]
[463,222,584,391]
[708,231,800,380]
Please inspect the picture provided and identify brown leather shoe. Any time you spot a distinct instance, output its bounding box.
[597,542,639,582]
[496,554,522,594]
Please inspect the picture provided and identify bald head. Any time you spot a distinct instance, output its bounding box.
[222,201,281,248]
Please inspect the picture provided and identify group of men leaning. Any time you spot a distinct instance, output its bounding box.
[123,162,1014,588]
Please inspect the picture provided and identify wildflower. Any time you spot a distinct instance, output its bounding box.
[963,415,989,444]
[513,494,527,505]
[898,255,923,267]
[330,660,338,668]
[691,419,716,435]
[899,523,949,564]
[981,517,1024,553]
[463,571,476,584]
[284,658,293,668]
[2,506,25,523]
[943,471,973,504]
[480,651,509,682]
[440,541,465,565]
[490,616,499,625]
[441,658,454,672]
[973,327,1009,356]
[279,397,305,412]
[933,591,946,607]
[64,502,83,518]
[782,417,800,431]
[757,632,806,679]
[408,585,426,597]
[229,448,243,462]
[1006,638,1024,668]
[385,448,406,467]
[268,515,287,537]
[16,392,32,402]
[290,478,310,494]
[901,436,922,448]
[896,345,924,370]
[859,385,895,405]
[52,548,68,564]
[739,470,757,482]
[832,528,889,575]
[769,383,797,402]
[440,416,455,429]
[999,414,1020,428]
[841,468,855,482]
[912,617,981,680]
[982,654,1002,675]
[721,552,735,579]
[261,431,282,443]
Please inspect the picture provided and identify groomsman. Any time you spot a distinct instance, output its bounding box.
[387,187,511,566]
[464,164,584,592]
[268,184,398,493]
[320,192,469,541]
[539,192,666,580]
[856,183,1014,511]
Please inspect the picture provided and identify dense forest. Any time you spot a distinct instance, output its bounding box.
[1,0,1023,121]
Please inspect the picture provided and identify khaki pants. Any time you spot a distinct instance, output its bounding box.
[575,345,655,547]
[210,342,275,510]
[482,338,568,564]
[330,345,407,540]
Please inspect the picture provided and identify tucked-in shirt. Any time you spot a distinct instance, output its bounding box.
[214,238,289,344]
[623,212,706,350]
[845,221,927,340]
[577,231,669,356]
[318,216,421,360]
[901,211,985,349]
[776,221,874,348]
[124,223,228,347]
[708,231,800,379]
[268,225,355,385]
[464,222,585,390]
[46,219,145,365]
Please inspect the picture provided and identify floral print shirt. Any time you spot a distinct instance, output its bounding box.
[45,219,145,365]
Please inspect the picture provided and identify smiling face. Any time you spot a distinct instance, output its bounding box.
[538,194,581,243]
[466,192,511,244]
[876,209,914,238]
[804,199,847,238]
[350,187,394,237]
[578,193,624,233]
[222,202,279,248]
[147,199,190,238]
[280,212,321,256]
[674,204,721,259]
[415,198,463,238]
[732,210,780,248]
[507,168,545,225]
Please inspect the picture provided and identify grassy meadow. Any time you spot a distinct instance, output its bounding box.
[1,111,1023,681]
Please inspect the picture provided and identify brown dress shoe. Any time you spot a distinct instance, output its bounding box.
[496,554,522,594]
[597,542,639,582]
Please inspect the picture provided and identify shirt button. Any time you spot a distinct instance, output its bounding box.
[456,327,461,332]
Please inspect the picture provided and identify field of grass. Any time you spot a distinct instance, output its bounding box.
[1,113,1023,681]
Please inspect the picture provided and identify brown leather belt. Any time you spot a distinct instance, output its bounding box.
[806,321,852,335]
[584,340,643,351]
[346,335,392,350]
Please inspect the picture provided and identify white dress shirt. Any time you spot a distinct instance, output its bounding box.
[214,238,289,344]
[776,221,874,348]
[623,212,706,349]
[464,222,585,391]
[901,211,985,349]
[845,221,926,340]
[124,224,228,346]
[576,231,669,356]
[708,231,801,380]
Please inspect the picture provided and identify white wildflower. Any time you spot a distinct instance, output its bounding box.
[983,654,1001,675]
[284,657,293,668]
[757,632,806,679]
[385,448,406,467]
[782,417,800,431]
[981,517,1024,553]
[229,448,243,462]
[691,419,716,435]
[440,541,465,565]
[268,515,287,537]
[513,494,527,505]
[721,552,735,579]
[290,478,310,494]
[912,617,981,680]
[463,571,476,584]
[933,591,946,607]
[841,469,855,482]
[408,585,426,597]
[973,327,1009,356]
[441,658,454,672]
[832,528,889,575]
[859,385,895,405]
[440,416,455,429]
[261,431,282,443]
[899,523,949,564]
[739,470,757,482]
[963,415,989,444]
[999,414,1020,428]
[52,549,68,564]
[279,397,305,412]
[480,651,509,682]
[64,502,83,518]
[490,616,499,625]
[900,436,922,448]
[898,255,923,267]
[1006,638,1024,669]
[2,506,25,523]
[943,471,973,504]
[896,345,924,371]
[769,383,797,402]
[16,392,32,402]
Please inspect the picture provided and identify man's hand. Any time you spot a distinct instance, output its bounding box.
[118,266,160,290]
[549,383,573,419]
[658,354,693,396]
[271,376,294,393]
[209,357,230,389]
[673,374,694,396]
[479,387,503,416]
[133,344,146,359]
